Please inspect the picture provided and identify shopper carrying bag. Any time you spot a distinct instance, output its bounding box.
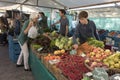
[16,12,39,71]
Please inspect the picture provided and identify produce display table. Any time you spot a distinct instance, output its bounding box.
[29,48,56,80]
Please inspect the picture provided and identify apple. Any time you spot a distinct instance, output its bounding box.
[104,62,110,67]
[97,51,101,54]
[114,64,119,68]
[92,62,97,65]
[114,58,119,63]
[93,49,97,53]
[61,49,65,53]
[105,49,110,53]
[109,61,114,65]
[100,49,104,52]
[90,52,95,56]
[85,59,90,63]
[101,53,105,55]
[110,65,114,68]
[96,54,101,58]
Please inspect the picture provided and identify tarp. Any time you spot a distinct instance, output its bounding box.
[0,0,120,9]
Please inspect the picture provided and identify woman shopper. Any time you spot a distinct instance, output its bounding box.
[16,12,39,71]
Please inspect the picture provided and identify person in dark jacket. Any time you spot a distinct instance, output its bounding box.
[38,12,48,29]
[73,11,100,50]
[14,13,21,35]
[1,13,9,30]
[0,13,9,45]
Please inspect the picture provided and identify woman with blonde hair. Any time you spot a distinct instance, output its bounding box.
[16,12,39,71]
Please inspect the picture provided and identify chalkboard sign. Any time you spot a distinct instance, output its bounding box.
[92,67,108,80]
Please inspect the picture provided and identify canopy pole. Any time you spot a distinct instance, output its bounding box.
[50,8,52,30]
[37,0,38,6]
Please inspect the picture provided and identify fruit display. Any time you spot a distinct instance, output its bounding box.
[44,54,60,61]
[87,47,112,61]
[87,38,104,48]
[54,49,65,55]
[56,54,90,80]
[103,51,120,69]
[85,59,108,71]
[55,36,73,50]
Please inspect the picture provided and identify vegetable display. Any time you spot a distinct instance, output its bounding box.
[87,38,104,48]
[55,36,73,50]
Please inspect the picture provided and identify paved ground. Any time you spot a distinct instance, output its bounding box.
[0,45,34,80]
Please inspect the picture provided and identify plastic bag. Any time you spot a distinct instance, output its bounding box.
[28,26,38,39]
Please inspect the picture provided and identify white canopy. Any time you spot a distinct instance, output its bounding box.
[0,0,120,9]
[0,0,120,17]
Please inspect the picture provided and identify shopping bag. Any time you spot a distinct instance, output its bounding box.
[28,26,38,39]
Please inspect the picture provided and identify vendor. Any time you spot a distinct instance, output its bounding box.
[52,9,69,36]
[16,12,39,71]
[38,12,48,29]
[73,11,100,50]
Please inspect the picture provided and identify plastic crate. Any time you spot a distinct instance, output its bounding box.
[8,35,21,63]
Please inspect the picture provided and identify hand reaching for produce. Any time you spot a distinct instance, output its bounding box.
[73,44,78,50]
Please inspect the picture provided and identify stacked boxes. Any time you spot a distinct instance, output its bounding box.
[8,35,21,63]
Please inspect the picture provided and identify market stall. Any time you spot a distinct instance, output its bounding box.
[0,0,120,80]
[28,31,120,80]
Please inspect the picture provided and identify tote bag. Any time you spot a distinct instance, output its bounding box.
[28,26,38,39]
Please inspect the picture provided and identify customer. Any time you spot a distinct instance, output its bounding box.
[1,13,9,30]
[38,12,48,29]
[16,12,39,71]
[0,16,8,45]
[14,13,21,36]
[52,9,69,36]
[73,11,100,50]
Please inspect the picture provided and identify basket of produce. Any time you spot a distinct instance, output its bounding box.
[56,54,90,80]
[31,35,59,53]
[86,47,112,62]
[43,54,61,69]
[103,51,120,76]
[107,68,120,76]
[84,59,108,71]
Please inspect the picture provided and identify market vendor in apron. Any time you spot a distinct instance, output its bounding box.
[52,9,69,36]
[73,11,100,50]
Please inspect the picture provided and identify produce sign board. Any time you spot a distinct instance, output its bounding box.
[92,67,108,80]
